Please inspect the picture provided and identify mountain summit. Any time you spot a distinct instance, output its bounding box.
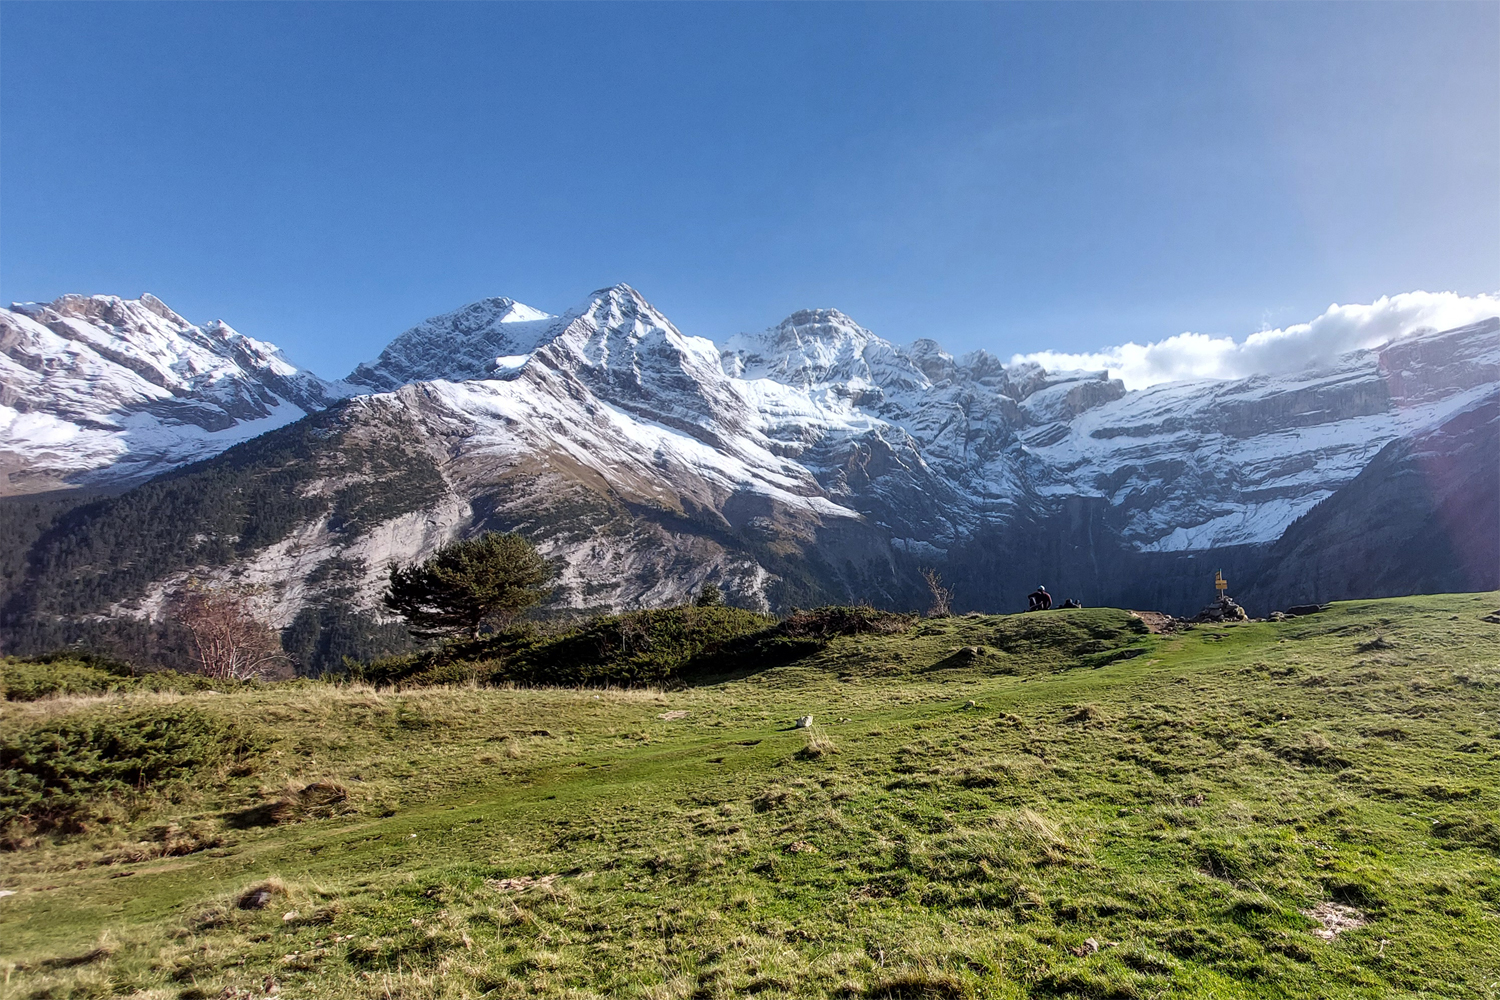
[346,296,554,391]
[0,293,350,493]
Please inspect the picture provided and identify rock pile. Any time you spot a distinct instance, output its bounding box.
[1192,597,1249,623]
[1129,610,1182,634]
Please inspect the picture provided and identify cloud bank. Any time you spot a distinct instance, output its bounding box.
[1012,291,1500,391]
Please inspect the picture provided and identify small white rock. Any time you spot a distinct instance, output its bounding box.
[795,715,814,729]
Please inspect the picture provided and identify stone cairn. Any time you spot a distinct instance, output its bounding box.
[1192,595,1249,623]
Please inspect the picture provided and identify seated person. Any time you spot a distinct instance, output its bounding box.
[1027,585,1052,611]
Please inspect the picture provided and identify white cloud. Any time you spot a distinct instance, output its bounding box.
[1012,291,1500,391]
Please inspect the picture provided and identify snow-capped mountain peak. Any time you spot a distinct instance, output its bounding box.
[551,284,692,361]
[723,308,920,391]
[526,284,753,442]
[0,293,348,494]
[9,293,316,402]
[346,296,556,392]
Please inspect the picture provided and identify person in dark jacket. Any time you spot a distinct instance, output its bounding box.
[1060,598,1082,609]
[1027,585,1052,611]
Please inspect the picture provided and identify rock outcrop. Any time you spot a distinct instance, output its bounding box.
[1191,597,1250,623]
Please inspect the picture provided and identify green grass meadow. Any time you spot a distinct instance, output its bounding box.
[3,593,1499,999]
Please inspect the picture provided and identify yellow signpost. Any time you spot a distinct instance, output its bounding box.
[1215,570,1229,598]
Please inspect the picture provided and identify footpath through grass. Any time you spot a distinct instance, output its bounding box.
[2,595,1498,999]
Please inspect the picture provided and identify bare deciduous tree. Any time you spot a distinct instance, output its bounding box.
[922,568,954,618]
[170,582,286,680]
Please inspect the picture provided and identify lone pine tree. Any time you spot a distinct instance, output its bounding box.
[383,532,549,640]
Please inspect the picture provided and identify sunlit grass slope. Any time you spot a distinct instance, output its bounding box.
[3,594,1499,999]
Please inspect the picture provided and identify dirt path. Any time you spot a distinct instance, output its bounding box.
[1129,610,1180,634]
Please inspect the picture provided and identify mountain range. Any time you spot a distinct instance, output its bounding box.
[2,285,1495,672]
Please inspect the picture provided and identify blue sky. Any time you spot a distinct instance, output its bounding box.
[2,2,1495,377]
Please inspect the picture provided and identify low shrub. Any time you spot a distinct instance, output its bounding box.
[356,606,778,688]
[1,654,235,701]
[502,606,777,686]
[350,652,489,688]
[679,606,917,681]
[356,605,926,689]
[347,650,435,687]
[0,705,266,841]
[775,605,916,639]
[0,653,136,701]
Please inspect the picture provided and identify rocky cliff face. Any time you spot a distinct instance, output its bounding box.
[1245,390,1499,607]
[2,284,1495,670]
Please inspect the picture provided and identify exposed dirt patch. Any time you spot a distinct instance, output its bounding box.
[1302,901,1367,939]
[486,874,560,893]
[1129,611,1180,634]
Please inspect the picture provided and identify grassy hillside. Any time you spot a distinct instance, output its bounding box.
[2,595,1498,999]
